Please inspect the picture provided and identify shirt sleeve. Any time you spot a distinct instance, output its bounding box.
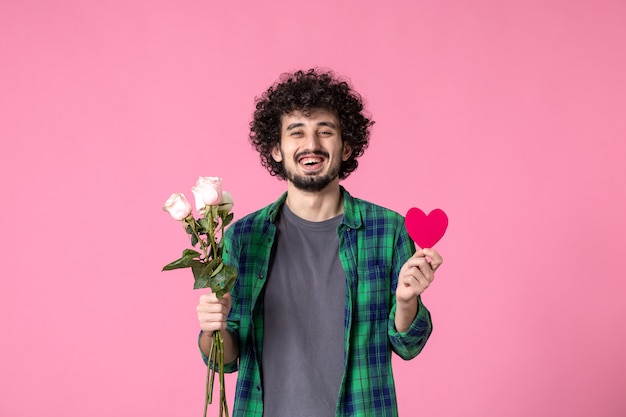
[387,219,434,360]
[388,296,433,360]
[198,330,240,373]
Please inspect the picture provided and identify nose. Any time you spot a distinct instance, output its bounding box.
[304,131,322,150]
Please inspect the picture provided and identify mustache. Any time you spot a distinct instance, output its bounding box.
[293,150,329,161]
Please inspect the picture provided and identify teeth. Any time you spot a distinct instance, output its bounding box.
[302,158,321,165]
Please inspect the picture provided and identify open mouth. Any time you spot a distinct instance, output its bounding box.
[298,154,326,171]
[301,157,323,166]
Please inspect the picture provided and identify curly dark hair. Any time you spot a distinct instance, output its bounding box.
[249,68,374,180]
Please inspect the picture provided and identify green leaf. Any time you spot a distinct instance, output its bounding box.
[203,257,221,276]
[210,264,237,299]
[181,248,201,259]
[222,213,234,228]
[191,258,222,289]
[210,260,224,277]
[197,218,210,234]
[162,249,202,271]
[193,259,216,289]
[193,273,210,289]
[190,260,204,277]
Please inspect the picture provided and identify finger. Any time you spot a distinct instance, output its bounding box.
[199,292,219,304]
[401,270,430,297]
[197,304,227,316]
[404,265,426,285]
[221,293,232,307]
[407,256,434,276]
[198,309,229,326]
[404,254,430,269]
[406,262,433,289]
[199,292,232,307]
[199,296,231,312]
[199,311,228,322]
[422,248,443,271]
[200,320,226,332]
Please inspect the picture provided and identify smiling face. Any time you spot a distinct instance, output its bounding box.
[271,109,353,192]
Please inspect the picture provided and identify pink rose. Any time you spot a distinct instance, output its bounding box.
[191,176,223,211]
[163,193,193,221]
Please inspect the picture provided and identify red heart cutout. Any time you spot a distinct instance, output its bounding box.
[404,208,449,249]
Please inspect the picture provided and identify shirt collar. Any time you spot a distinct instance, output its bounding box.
[340,186,362,230]
[265,186,363,229]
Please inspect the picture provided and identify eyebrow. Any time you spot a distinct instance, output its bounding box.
[285,121,338,131]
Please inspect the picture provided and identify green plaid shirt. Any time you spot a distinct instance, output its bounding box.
[203,187,432,416]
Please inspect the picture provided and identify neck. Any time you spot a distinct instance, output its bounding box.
[284,181,343,222]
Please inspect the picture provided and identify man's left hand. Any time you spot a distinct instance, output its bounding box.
[396,248,443,304]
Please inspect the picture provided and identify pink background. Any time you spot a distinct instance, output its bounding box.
[2,1,625,416]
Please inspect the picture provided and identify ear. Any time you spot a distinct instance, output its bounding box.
[341,143,353,161]
[271,145,283,162]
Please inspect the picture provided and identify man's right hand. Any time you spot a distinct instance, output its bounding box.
[197,292,232,333]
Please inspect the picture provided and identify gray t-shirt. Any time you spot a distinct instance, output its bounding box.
[262,204,346,417]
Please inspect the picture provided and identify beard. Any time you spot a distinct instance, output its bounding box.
[282,150,341,192]
[286,168,340,192]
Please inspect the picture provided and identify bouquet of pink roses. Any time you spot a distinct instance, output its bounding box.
[162,176,237,417]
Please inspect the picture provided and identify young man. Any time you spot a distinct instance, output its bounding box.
[197,69,443,417]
